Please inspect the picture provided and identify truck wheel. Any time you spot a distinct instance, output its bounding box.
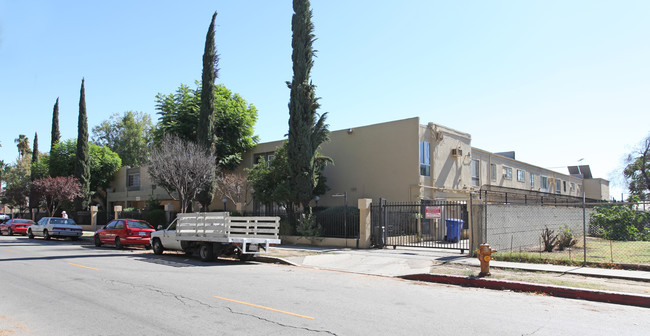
[152,239,164,255]
[199,243,214,262]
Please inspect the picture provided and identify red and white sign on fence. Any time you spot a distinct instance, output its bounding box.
[425,206,441,219]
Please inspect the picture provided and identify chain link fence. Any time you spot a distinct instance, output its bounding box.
[472,192,650,268]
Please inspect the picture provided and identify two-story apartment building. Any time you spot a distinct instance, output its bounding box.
[106,117,609,212]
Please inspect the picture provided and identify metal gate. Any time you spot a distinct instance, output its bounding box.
[371,199,469,253]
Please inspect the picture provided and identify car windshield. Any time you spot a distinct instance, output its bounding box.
[127,220,153,229]
[50,218,77,225]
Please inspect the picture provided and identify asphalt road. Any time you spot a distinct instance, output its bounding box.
[1,235,648,335]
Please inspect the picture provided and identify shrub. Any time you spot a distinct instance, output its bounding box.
[296,209,323,238]
[590,205,650,241]
[541,226,558,252]
[145,209,167,229]
[557,225,577,251]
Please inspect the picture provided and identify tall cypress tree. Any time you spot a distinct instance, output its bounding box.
[29,132,40,211]
[51,97,61,150]
[287,0,329,211]
[197,11,219,210]
[74,78,91,210]
[31,132,39,165]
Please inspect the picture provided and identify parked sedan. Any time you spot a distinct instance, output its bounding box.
[28,217,83,240]
[94,219,155,249]
[0,219,36,236]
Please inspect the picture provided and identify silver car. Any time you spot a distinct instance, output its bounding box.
[28,217,83,240]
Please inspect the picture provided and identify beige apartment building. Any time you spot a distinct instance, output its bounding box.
[106,117,609,212]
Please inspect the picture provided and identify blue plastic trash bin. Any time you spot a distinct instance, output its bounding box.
[445,219,463,243]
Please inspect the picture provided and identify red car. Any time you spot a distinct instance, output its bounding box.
[0,219,36,236]
[94,219,155,249]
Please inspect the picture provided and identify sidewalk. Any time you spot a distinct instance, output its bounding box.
[259,245,650,308]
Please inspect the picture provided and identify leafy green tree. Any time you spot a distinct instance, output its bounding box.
[91,111,154,167]
[154,83,258,169]
[75,78,91,210]
[51,97,61,150]
[154,84,201,144]
[1,157,31,214]
[624,134,650,200]
[196,11,219,210]
[246,142,329,210]
[286,0,330,212]
[246,144,292,208]
[50,139,121,204]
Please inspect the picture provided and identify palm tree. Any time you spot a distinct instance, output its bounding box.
[14,134,31,160]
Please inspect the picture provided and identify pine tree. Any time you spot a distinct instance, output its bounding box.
[74,78,91,210]
[51,97,60,150]
[287,0,329,211]
[197,11,219,210]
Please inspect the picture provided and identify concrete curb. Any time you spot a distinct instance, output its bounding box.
[254,255,300,266]
[400,273,650,309]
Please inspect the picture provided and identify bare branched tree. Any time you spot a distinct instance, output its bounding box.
[216,172,248,206]
[149,135,216,213]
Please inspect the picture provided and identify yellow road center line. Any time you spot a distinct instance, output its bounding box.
[1,249,19,253]
[213,296,314,320]
[66,262,100,271]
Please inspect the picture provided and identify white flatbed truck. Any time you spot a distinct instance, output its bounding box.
[150,212,281,262]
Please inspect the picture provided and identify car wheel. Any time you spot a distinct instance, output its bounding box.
[115,237,123,249]
[152,239,164,255]
[94,235,102,247]
[7,228,13,236]
[28,230,34,239]
[199,243,214,262]
[43,230,51,240]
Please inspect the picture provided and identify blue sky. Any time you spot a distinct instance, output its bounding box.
[1,0,649,199]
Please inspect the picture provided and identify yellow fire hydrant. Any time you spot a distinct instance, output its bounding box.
[477,243,497,277]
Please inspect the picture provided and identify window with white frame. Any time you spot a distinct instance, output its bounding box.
[420,141,431,176]
[491,164,497,181]
[471,160,480,186]
[503,167,513,180]
[517,170,525,182]
[556,179,561,194]
[530,173,535,187]
[540,176,548,191]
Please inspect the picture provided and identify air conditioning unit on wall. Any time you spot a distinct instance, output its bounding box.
[451,148,462,157]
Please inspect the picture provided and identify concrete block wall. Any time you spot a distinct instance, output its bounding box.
[476,204,592,252]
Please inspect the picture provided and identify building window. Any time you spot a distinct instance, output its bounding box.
[556,179,561,194]
[517,170,525,182]
[420,141,430,176]
[563,181,567,192]
[127,168,141,191]
[471,160,480,186]
[503,167,513,180]
[530,173,535,188]
[541,176,548,191]
[254,153,275,167]
[491,164,497,181]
